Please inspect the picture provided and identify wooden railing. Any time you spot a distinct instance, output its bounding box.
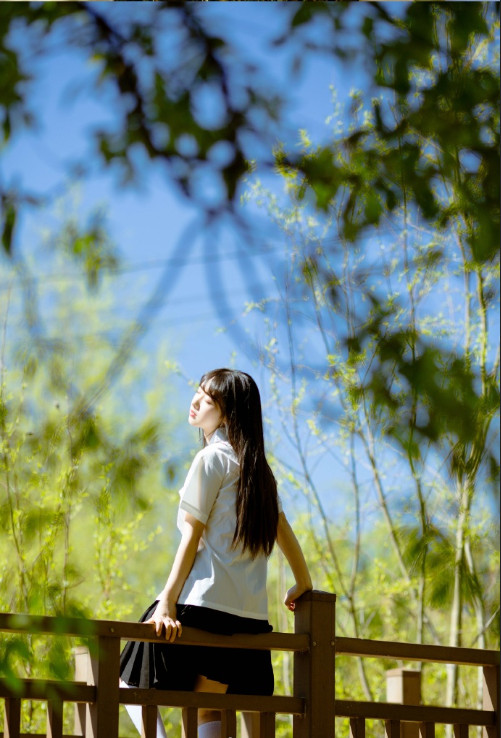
[0,591,499,737]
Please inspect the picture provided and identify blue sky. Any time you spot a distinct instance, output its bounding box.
[1,4,370,515]
[0,9,410,554]
[2,4,362,386]
[3,3,497,528]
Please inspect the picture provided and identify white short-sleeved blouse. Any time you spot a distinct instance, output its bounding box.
[177,428,278,620]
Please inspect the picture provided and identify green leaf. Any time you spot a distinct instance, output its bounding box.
[1,197,16,255]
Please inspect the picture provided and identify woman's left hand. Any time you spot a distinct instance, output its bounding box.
[284,582,312,611]
[147,515,203,642]
[146,600,182,643]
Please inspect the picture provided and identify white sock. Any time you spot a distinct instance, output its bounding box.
[198,720,222,738]
[120,680,167,738]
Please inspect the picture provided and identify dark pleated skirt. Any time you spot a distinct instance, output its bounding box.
[119,601,274,695]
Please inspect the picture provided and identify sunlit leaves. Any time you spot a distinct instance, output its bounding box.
[0,3,282,229]
[0,636,31,691]
[0,300,173,715]
[247,14,499,683]
[85,4,275,207]
[0,5,498,713]
[57,213,118,291]
[283,3,499,263]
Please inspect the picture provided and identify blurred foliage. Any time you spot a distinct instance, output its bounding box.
[279,3,499,254]
[0,214,187,732]
[274,3,499,456]
[0,2,281,216]
[56,211,119,291]
[0,2,497,446]
[0,2,499,732]
[245,12,499,705]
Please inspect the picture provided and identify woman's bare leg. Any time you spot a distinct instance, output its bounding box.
[194,674,228,735]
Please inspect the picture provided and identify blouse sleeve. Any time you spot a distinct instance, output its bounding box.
[179,446,226,525]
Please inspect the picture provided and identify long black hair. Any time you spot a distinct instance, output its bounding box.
[200,368,279,558]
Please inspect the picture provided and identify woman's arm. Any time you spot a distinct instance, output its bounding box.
[276,512,313,611]
[146,513,205,642]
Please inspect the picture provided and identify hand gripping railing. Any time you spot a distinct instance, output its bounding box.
[0,591,499,738]
[0,591,334,738]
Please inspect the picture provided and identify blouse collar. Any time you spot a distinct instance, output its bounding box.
[207,426,229,445]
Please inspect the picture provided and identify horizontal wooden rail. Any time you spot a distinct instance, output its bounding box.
[119,687,304,715]
[335,699,497,727]
[0,679,95,702]
[1,594,498,738]
[3,684,494,728]
[0,681,303,714]
[0,613,309,652]
[336,636,500,666]
[3,614,497,664]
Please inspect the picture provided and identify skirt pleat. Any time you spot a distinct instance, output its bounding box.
[119,601,274,695]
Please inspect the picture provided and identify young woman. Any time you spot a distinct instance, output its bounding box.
[120,369,312,738]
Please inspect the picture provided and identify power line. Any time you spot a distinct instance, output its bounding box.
[1,282,278,326]
[2,287,317,341]
[0,225,356,294]
[8,300,321,348]
[0,245,281,293]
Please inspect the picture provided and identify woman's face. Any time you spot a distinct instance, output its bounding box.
[188,384,223,438]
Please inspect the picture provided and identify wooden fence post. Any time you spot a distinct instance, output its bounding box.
[221,709,237,737]
[386,720,401,738]
[293,590,336,738]
[482,665,500,738]
[241,712,260,738]
[386,668,421,738]
[350,717,366,737]
[181,707,198,738]
[419,724,435,738]
[3,697,21,738]
[47,698,63,738]
[74,645,94,736]
[85,635,121,738]
[141,704,159,738]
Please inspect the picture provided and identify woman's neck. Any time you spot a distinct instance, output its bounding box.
[204,427,219,443]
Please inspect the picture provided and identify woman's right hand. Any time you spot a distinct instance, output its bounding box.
[146,600,182,643]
